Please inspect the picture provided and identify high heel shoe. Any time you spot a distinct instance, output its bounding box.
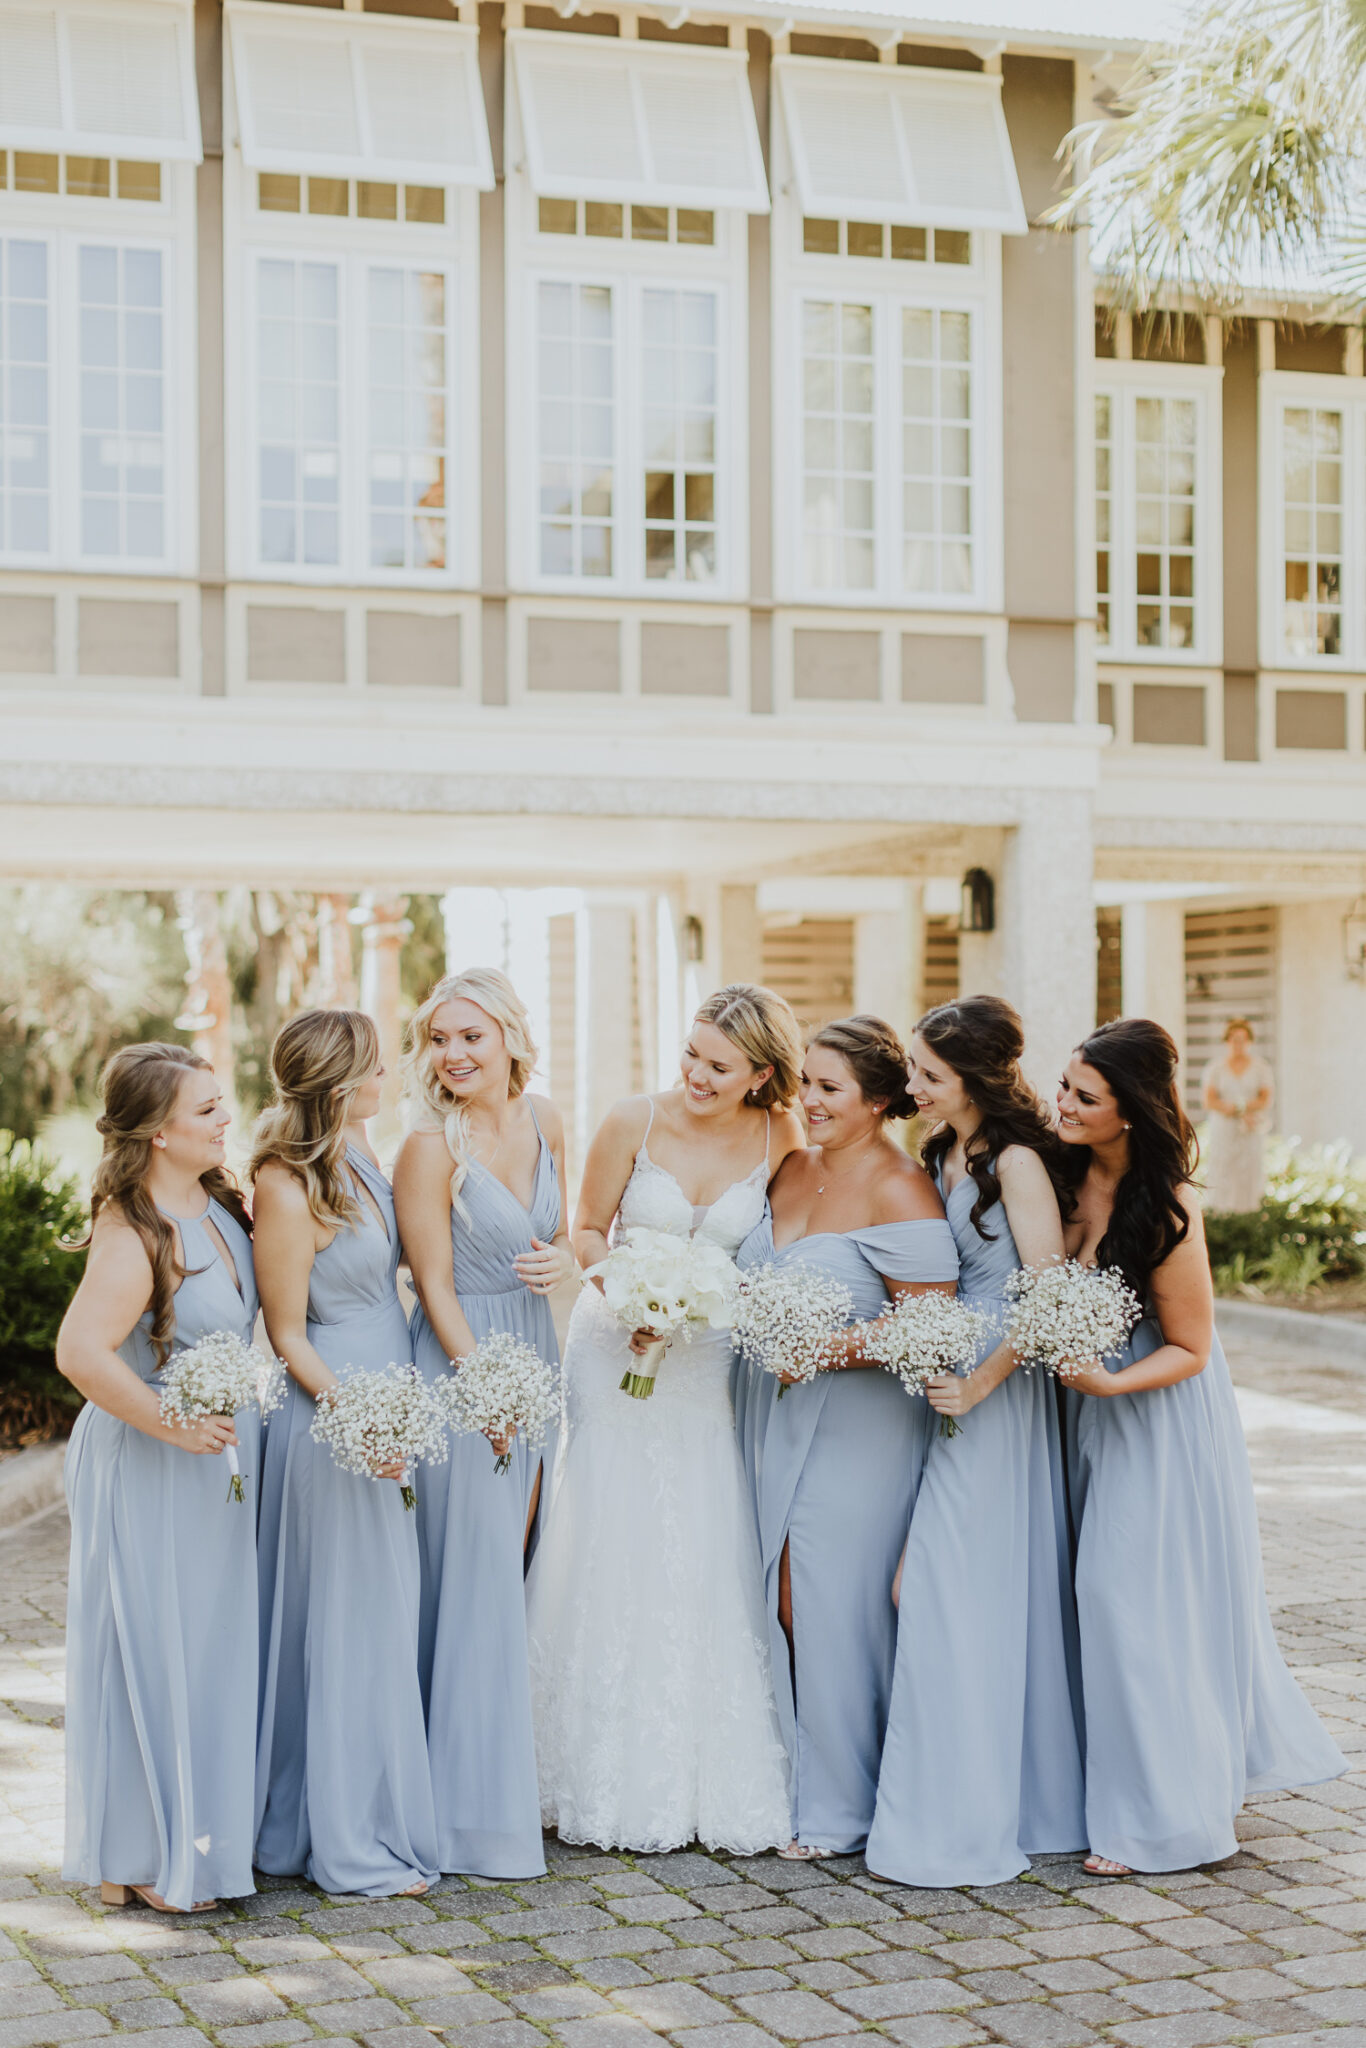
[100,1882,218,1914]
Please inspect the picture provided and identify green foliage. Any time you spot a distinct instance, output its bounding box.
[0,1133,88,1441]
[1208,1138,1366,1296]
[402,894,447,1013]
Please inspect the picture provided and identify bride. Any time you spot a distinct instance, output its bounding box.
[526,984,805,1854]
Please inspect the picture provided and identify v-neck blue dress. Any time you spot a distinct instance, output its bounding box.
[255,1148,439,1897]
[736,1204,959,1854]
[410,1111,562,1878]
[866,1171,1087,1885]
[64,1199,260,1911]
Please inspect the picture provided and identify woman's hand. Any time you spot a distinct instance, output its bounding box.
[168,1413,239,1456]
[513,1237,575,1296]
[925,1370,985,1419]
[1061,1358,1114,1397]
[628,1327,663,1357]
[486,1426,516,1457]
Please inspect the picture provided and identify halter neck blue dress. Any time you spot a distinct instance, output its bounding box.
[410,1110,562,1878]
[867,1170,1086,1885]
[255,1147,439,1896]
[64,1199,260,1911]
[736,1204,959,1853]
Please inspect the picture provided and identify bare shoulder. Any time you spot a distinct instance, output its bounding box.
[252,1159,310,1214]
[1173,1182,1207,1249]
[995,1144,1056,1199]
[87,1204,153,1272]
[768,1105,806,1165]
[526,1091,565,1145]
[393,1126,453,1191]
[592,1094,655,1151]
[871,1148,945,1224]
[769,1144,817,1194]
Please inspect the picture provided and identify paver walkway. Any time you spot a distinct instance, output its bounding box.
[1,1328,1363,2048]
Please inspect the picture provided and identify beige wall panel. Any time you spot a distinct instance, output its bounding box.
[1007,619,1073,722]
[78,598,180,678]
[196,0,225,695]
[1222,329,1258,673]
[1096,679,1115,729]
[246,605,346,684]
[901,633,985,704]
[640,621,729,697]
[479,2,507,704]
[527,616,620,692]
[0,595,56,673]
[366,611,461,688]
[1275,688,1347,750]
[748,28,773,714]
[1131,681,1206,747]
[1223,671,1257,760]
[793,627,879,701]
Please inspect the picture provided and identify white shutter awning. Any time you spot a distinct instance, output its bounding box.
[226,0,493,190]
[774,57,1026,235]
[0,0,200,162]
[509,29,769,215]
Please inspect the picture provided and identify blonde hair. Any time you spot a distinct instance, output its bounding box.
[1223,1016,1255,1041]
[77,1042,249,1369]
[403,967,538,1214]
[692,983,802,1108]
[250,1009,380,1230]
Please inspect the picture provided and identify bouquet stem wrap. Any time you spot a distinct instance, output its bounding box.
[586,1227,739,1400]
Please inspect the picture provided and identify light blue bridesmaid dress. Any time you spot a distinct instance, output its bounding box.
[866,1173,1087,1886]
[255,1148,439,1897]
[410,1111,561,1878]
[64,1199,260,1911]
[1067,1313,1345,1871]
[736,1206,958,1853]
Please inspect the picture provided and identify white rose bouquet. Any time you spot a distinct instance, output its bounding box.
[860,1292,990,1438]
[157,1330,286,1502]
[431,1330,558,1474]
[587,1226,739,1398]
[309,1362,450,1510]
[733,1261,855,1399]
[1004,1258,1143,1381]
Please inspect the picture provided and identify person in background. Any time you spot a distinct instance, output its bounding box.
[1202,1017,1274,1212]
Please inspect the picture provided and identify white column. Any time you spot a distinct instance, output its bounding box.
[853,881,920,1040]
[719,882,764,988]
[1120,900,1187,1068]
[574,900,637,1162]
[655,891,686,1086]
[441,887,508,973]
[359,891,411,1132]
[997,790,1097,1093]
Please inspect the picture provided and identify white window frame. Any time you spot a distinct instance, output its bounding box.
[0,0,202,163]
[772,188,1002,613]
[0,159,195,574]
[222,129,480,590]
[504,147,748,603]
[1094,361,1223,668]
[1259,368,1366,672]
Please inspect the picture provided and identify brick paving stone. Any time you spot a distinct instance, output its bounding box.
[782,1963,865,1993]
[958,1971,1031,2002]
[356,2028,447,2048]
[260,1960,374,2002]
[1113,1981,1222,2015]
[1276,1948,1366,1986]
[181,1982,290,2026]
[552,2017,667,2048]
[1020,1965,1120,1995]
[512,1989,612,2019]
[721,1913,817,1942]
[612,1983,733,2029]
[972,2001,1097,2047]
[1292,1988,1366,2022]
[828,1982,983,2019]
[301,1997,407,2034]
[480,1908,615,1939]
[666,2028,783,2048]
[363,1957,475,1998]
[928,1942,1033,1972]
[609,1899,703,1926]
[542,1931,675,1964]
[875,2019,989,2048]
[1108,2017,1244,2048]
[855,1951,953,1983]
[784,1934,880,1963]
[657,1950,736,1978]
[731,1990,862,2037]
[577,1963,652,1992]
[409,1993,509,2026]
[104,1997,185,2028]
[696,1973,788,1996]
[46,1955,144,1985]
[215,2023,314,2048]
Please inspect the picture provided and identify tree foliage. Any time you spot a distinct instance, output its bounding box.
[0,1134,88,1442]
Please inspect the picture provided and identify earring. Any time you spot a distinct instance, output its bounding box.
[1122,1122,1131,1131]
[153,1136,167,1149]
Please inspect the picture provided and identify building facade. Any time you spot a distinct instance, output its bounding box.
[1,0,1363,1163]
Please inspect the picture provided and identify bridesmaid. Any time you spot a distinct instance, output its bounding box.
[252,1009,439,1899]
[394,966,572,1880]
[737,1015,959,1860]
[1057,1018,1345,1873]
[57,1044,259,1914]
[866,997,1086,1887]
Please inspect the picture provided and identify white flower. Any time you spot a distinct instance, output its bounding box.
[431,1330,557,1473]
[588,1227,739,1340]
[157,1329,286,1502]
[862,1292,990,1400]
[733,1261,855,1391]
[1005,1258,1143,1380]
[309,1362,450,1509]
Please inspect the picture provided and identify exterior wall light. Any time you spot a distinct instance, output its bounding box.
[682,914,705,962]
[960,868,996,934]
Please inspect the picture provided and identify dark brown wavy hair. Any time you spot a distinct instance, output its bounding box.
[1065,1017,1198,1296]
[77,1043,249,1367]
[914,996,1073,1239]
[807,1015,918,1121]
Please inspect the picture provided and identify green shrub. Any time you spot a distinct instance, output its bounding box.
[0,1132,88,1442]
[1207,1139,1366,1296]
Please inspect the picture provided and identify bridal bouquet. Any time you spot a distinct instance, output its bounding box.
[861,1293,989,1438]
[157,1330,286,1502]
[432,1330,558,1473]
[1004,1258,1142,1381]
[587,1226,739,1398]
[310,1362,449,1510]
[733,1261,855,1398]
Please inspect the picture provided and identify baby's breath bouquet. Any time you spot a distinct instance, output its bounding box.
[861,1293,989,1438]
[1005,1258,1142,1381]
[157,1330,286,1502]
[309,1362,449,1510]
[587,1226,739,1398]
[432,1330,558,1474]
[733,1262,855,1399]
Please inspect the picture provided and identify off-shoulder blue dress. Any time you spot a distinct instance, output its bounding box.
[64,1200,260,1911]
[736,1207,959,1853]
[255,1148,439,1897]
[1066,1313,1345,1871]
[410,1114,562,1878]
[866,1173,1086,1885]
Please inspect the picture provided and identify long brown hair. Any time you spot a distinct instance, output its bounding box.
[79,1043,249,1367]
[1067,1017,1198,1296]
[250,1009,379,1229]
[915,996,1072,1238]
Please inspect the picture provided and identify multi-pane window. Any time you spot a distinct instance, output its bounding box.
[801,218,970,265]
[902,307,971,595]
[368,267,446,572]
[642,288,716,582]
[1095,392,1112,646]
[257,257,341,567]
[538,280,614,578]
[0,239,49,554]
[1282,405,1342,659]
[538,198,714,247]
[802,298,874,589]
[257,173,445,225]
[1095,378,1211,660]
[79,245,165,559]
[0,153,162,202]
[1133,395,1195,649]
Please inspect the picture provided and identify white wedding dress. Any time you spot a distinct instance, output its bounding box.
[525,1113,792,1855]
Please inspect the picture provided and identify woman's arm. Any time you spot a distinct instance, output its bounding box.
[767,1106,808,1180]
[252,1165,337,1401]
[927,1146,1064,1418]
[1068,1189,1211,1397]
[393,1132,479,1365]
[55,1218,237,1454]
[512,1095,577,1297]
[570,1098,650,1281]
[823,1162,956,1373]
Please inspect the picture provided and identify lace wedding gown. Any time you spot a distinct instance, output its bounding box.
[525,1116,792,1854]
